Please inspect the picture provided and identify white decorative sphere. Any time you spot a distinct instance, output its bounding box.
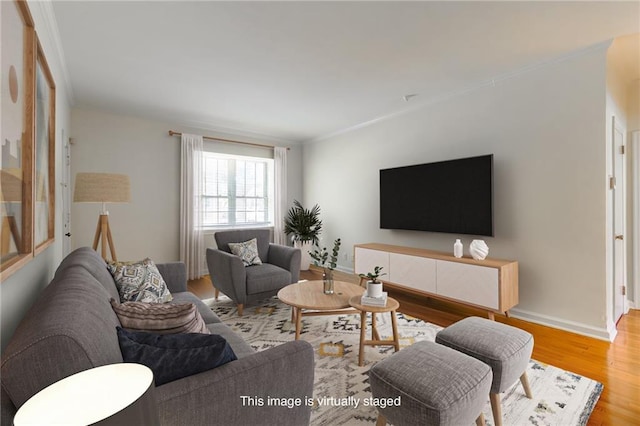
[469,240,489,260]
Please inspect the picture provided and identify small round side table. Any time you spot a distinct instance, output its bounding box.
[349,295,401,366]
[13,363,158,426]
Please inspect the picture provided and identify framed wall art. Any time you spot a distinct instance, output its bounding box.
[1,0,56,279]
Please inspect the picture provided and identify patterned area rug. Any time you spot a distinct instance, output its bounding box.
[207,296,602,426]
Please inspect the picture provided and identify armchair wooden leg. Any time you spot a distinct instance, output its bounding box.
[214,287,219,301]
[476,412,486,426]
[375,413,386,426]
[237,304,244,316]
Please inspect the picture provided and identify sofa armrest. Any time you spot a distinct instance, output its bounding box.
[156,340,314,426]
[206,248,247,303]
[156,262,188,293]
[268,244,301,283]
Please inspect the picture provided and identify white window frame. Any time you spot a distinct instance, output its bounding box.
[202,152,274,229]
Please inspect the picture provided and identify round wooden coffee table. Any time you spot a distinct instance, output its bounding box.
[277,280,364,340]
[349,295,401,366]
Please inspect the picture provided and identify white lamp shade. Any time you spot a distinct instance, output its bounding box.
[74,173,131,203]
[13,363,158,426]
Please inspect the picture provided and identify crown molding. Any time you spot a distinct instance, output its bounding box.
[305,39,613,145]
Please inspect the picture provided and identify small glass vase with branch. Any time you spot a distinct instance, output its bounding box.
[310,238,341,294]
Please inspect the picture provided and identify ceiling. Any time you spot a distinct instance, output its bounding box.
[51,1,640,143]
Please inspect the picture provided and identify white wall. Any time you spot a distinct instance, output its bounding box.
[1,2,71,351]
[303,45,611,338]
[69,108,302,263]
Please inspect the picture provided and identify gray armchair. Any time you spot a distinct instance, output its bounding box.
[207,229,301,316]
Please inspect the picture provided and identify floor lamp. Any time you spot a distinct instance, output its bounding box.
[74,173,130,261]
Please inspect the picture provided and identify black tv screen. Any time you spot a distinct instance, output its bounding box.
[380,154,493,236]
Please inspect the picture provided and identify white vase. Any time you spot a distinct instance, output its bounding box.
[469,240,489,260]
[366,281,383,298]
[294,240,312,270]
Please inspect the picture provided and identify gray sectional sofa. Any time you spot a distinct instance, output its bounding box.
[1,247,315,425]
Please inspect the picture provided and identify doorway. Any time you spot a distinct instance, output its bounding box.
[612,117,626,324]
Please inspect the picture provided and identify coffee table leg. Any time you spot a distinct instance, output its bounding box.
[371,313,381,343]
[295,307,303,340]
[291,307,296,324]
[359,311,367,366]
[390,310,400,352]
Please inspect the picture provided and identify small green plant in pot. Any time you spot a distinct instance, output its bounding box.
[359,266,386,298]
[310,238,341,294]
[284,200,322,270]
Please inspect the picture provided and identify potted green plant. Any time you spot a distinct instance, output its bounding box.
[359,266,386,298]
[284,200,322,270]
[310,238,341,294]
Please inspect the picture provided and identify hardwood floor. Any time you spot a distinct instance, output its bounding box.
[189,269,640,426]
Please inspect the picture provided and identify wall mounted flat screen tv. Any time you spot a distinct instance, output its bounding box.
[380,154,493,236]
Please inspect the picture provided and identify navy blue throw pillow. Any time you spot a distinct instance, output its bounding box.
[116,327,237,385]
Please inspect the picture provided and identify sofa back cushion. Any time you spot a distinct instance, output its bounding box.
[54,246,120,301]
[214,229,271,262]
[1,267,124,409]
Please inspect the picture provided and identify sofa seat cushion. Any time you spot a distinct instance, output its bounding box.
[245,264,291,295]
[207,323,255,359]
[111,299,209,334]
[117,327,237,386]
[170,292,221,324]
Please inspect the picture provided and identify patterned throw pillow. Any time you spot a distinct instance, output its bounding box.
[110,299,209,334]
[107,258,173,303]
[228,238,262,266]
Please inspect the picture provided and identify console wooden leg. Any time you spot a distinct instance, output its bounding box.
[376,413,387,426]
[489,393,502,426]
[237,304,244,316]
[520,372,533,398]
[476,412,486,426]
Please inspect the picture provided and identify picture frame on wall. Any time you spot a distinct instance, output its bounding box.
[1,0,56,279]
[34,40,56,253]
[1,0,35,277]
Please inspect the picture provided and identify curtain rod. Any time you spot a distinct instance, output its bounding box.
[168,130,289,150]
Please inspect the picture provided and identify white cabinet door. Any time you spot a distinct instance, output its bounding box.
[436,261,499,310]
[354,248,389,276]
[389,253,436,293]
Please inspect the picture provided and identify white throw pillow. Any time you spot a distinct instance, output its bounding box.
[228,238,262,267]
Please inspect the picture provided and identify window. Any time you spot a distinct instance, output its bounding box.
[202,152,274,228]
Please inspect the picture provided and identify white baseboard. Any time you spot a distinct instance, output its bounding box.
[509,308,616,342]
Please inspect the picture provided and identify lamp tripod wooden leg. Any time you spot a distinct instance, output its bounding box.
[92,214,117,261]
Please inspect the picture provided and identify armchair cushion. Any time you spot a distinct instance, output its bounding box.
[117,327,237,386]
[228,238,263,266]
[245,264,292,295]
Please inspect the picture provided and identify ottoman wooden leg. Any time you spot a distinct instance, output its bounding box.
[214,287,219,300]
[520,371,533,398]
[490,393,502,426]
[476,412,486,426]
[375,413,387,426]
